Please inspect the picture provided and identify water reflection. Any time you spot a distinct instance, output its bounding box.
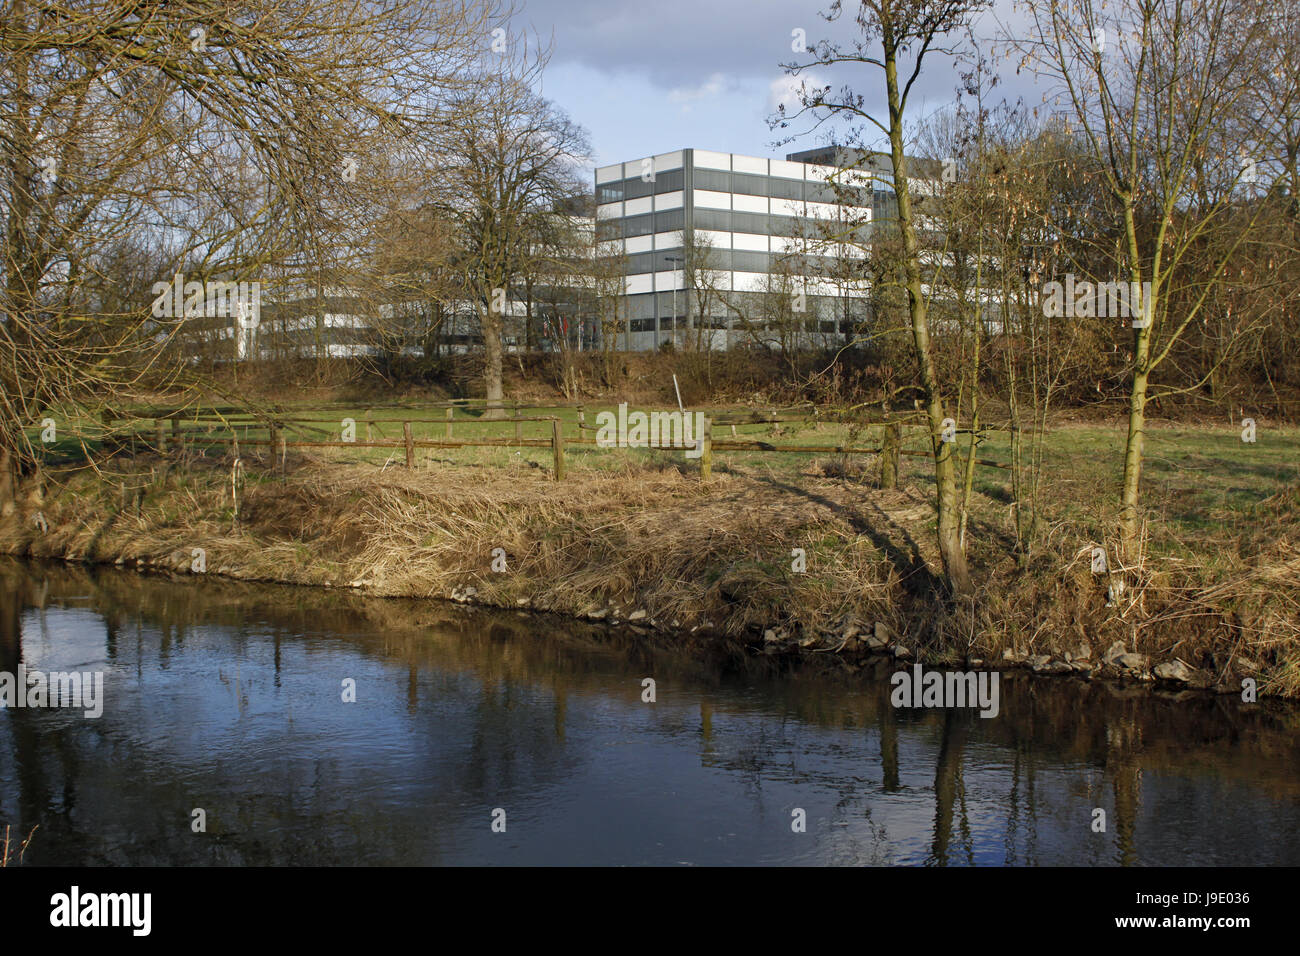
[1,558,1297,866]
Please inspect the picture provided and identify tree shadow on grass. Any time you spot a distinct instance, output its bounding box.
[754,474,946,601]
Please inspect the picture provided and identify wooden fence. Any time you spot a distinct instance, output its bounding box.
[94,400,1013,484]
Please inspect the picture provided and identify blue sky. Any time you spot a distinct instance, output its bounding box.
[515,0,1040,170]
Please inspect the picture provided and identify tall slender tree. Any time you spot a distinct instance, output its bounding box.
[777,0,992,595]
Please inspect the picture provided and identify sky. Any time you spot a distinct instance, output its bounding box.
[513,0,1044,172]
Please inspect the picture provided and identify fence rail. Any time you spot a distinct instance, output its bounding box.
[87,403,1014,483]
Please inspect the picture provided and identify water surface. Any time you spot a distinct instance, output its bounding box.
[2,559,1297,866]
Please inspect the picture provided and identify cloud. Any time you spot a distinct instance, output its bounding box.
[768,72,828,114]
[667,72,730,107]
[523,0,834,89]
[525,0,1047,165]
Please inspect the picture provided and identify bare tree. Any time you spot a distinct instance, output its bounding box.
[777,0,993,594]
[438,42,591,417]
[1,0,496,470]
[1018,0,1280,561]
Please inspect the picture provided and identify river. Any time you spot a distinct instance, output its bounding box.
[1,558,1297,866]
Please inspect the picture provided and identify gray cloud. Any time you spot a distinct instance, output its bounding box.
[522,0,853,86]
[525,0,1029,110]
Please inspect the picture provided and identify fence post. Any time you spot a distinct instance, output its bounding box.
[551,418,565,481]
[0,448,12,512]
[404,421,415,469]
[880,421,900,489]
[171,417,181,453]
[700,417,713,482]
[275,427,286,475]
[155,419,167,454]
[445,406,453,440]
[514,403,522,444]
[365,411,373,442]
[577,404,585,429]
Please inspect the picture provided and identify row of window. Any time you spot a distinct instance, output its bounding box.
[597,169,686,203]
[623,291,869,321]
[623,248,874,277]
[627,316,849,334]
[694,209,872,239]
[599,210,873,243]
[596,169,874,206]
[599,209,687,239]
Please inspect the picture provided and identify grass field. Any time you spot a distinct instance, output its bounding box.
[26,397,1297,558]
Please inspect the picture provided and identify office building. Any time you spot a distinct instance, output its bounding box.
[594,146,934,352]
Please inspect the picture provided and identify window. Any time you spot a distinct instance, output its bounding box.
[628,294,655,319]
[656,290,681,313]
[655,169,684,193]
[698,249,732,271]
[805,182,838,204]
[595,220,621,241]
[655,209,685,233]
[624,214,655,237]
[732,250,771,273]
[693,208,731,231]
[630,317,655,332]
[769,215,800,237]
[623,176,654,200]
[873,190,899,221]
[732,173,769,197]
[627,252,659,274]
[732,211,769,235]
[597,182,624,204]
[693,168,731,192]
[769,177,804,201]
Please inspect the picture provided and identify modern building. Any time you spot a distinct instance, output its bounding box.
[165,203,603,363]
[594,146,938,352]
[171,149,955,362]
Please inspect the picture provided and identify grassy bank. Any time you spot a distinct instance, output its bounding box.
[3,407,1298,698]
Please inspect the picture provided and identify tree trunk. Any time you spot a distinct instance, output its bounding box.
[480,302,506,418]
[885,38,971,596]
[1118,366,1149,562]
[0,448,13,515]
[1118,201,1152,565]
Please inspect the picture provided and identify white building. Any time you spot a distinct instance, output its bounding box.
[595,146,930,351]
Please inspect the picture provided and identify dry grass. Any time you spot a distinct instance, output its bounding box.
[4,439,1299,697]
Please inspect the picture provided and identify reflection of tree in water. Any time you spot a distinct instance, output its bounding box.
[1106,718,1143,866]
[0,563,602,864]
[0,564,99,862]
[0,563,19,674]
[3,559,1299,864]
[823,805,895,866]
[928,709,973,866]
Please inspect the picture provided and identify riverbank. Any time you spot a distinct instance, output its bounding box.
[3,439,1298,698]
